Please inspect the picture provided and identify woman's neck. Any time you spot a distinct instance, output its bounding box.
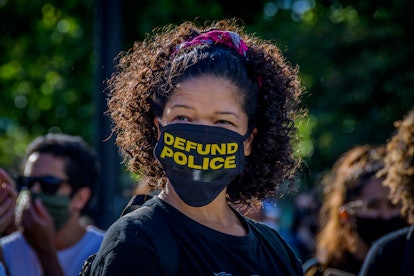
[158,186,247,236]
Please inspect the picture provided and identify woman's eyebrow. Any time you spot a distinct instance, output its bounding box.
[169,104,240,118]
[215,111,239,118]
[169,103,193,110]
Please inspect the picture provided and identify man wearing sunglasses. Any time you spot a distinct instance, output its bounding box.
[0,133,104,276]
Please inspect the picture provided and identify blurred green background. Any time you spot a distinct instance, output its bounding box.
[1,0,413,228]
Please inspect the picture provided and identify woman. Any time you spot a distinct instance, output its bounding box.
[360,107,414,276]
[303,145,407,276]
[88,19,305,275]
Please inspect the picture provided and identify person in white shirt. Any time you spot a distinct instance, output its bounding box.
[0,133,104,276]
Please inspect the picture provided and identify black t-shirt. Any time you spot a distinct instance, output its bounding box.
[89,197,302,276]
[359,225,414,276]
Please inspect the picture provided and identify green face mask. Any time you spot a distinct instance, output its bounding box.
[32,192,71,231]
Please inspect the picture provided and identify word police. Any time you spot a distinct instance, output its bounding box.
[159,132,238,170]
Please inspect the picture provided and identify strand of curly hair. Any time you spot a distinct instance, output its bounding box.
[382,108,414,224]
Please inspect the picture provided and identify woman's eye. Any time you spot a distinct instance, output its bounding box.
[216,120,234,126]
[174,116,189,122]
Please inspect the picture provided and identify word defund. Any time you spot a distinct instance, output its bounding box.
[159,132,238,170]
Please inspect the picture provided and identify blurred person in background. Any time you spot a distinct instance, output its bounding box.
[0,133,104,276]
[303,144,407,276]
[0,169,17,238]
[262,198,282,231]
[360,107,414,276]
[0,169,17,275]
[285,191,319,263]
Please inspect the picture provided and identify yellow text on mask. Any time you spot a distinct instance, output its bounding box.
[159,133,238,170]
[164,132,238,155]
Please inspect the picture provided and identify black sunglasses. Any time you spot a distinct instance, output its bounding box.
[16,175,69,195]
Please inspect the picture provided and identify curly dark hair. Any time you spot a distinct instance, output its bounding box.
[315,145,385,267]
[106,19,305,204]
[382,108,414,224]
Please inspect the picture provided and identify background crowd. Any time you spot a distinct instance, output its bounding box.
[2,0,414,228]
[1,1,414,275]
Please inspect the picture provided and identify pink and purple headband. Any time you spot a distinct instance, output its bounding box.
[172,30,262,88]
[172,30,249,61]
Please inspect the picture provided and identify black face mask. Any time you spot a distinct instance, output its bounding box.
[154,123,250,207]
[355,216,408,245]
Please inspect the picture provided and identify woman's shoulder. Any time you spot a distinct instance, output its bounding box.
[244,217,303,274]
[244,217,289,248]
[108,196,168,234]
[89,197,169,261]
[87,197,177,275]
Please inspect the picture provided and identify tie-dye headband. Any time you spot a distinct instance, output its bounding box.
[172,30,262,88]
[172,30,249,60]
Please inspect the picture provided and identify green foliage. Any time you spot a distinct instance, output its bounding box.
[0,0,94,168]
[249,0,414,184]
[121,0,224,46]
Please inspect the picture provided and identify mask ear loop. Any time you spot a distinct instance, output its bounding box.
[154,118,165,139]
[156,118,164,127]
[242,124,257,142]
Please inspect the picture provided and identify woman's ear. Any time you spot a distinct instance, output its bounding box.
[154,118,161,139]
[243,128,258,156]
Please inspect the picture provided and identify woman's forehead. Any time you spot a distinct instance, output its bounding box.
[166,76,245,110]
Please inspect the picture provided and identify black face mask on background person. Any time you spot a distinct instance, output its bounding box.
[154,123,250,207]
[355,216,408,245]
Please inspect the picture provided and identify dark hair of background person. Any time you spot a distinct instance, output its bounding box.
[21,133,100,212]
